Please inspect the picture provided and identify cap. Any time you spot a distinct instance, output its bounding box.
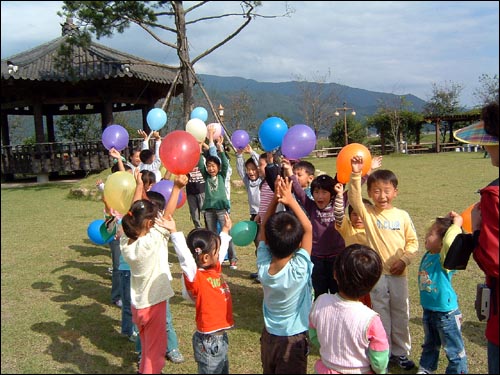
[453,121,498,146]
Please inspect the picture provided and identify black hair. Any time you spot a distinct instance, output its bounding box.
[348,198,373,216]
[367,169,398,190]
[205,155,221,168]
[140,170,157,186]
[111,163,132,173]
[121,199,159,241]
[245,156,258,169]
[186,228,221,268]
[265,211,304,259]
[293,160,315,176]
[310,174,336,197]
[146,191,166,211]
[139,149,154,163]
[482,101,499,138]
[429,216,453,239]
[334,244,382,298]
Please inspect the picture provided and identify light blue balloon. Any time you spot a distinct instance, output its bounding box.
[258,117,288,151]
[87,219,113,245]
[147,108,168,131]
[190,107,208,122]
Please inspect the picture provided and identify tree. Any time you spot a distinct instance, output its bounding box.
[376,96,413,153]
[225,91,256,135]
[294,70,339,137]
[56,114,101,142]
[473,73,499,106]
[424,81,463,142]
[329,116,365,147]
[58,1,294,142]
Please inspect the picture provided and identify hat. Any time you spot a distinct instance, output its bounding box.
[454,121,498,146]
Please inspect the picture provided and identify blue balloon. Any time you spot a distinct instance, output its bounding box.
[147,108,168,131]
[87,219,113,245]
[190,107,208,122]
[258,117,288,151]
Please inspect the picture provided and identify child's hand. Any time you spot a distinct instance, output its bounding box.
[222,212,232,233]
[369,156,383,174]
[138,129,148,140]
[109,147,121,159]
[134,168,143,185]
[95,179,103,186]
[152,131,161,141]
[156,214,177,233]
[276,176,294,206]
[174,174,188,188]
[449,211,463,227]
[351,155,364,173]
[244,144,252,154]
[334,182,344,195]
[390,259,406,275]
[281,158,293,177]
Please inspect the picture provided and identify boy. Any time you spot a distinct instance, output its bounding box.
[257,175,313,374]
[292,160,316,200]
[138,130,163,182]
[348,155,419,370]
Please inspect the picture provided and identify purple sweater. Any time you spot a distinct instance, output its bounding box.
[291,175,346,258]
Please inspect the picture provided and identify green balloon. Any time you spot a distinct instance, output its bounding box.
[230,220,258,246]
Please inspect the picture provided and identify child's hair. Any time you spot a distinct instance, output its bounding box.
[428,216,453,239]
[293,160,315,176]
[482,101,499,138]
[265,211,304,259]
[335,244,382,298]
[259,152,267,161]
[141,170,157,186]
[186,228,221,267]
[310,174,336,197]
[121,199,159,241]
[245,156,258,169]
[205,155,221,169]
[111,163,132,173]
[348,198,373,216]
[146,191,166,211]
[139,149,154,164]
[367,169,398,190]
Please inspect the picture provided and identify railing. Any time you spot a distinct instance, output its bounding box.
[1,138,146,177]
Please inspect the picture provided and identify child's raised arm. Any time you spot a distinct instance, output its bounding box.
[164,174,188,218]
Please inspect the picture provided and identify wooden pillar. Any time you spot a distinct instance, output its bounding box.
[101,100,114,131]
[34,101,45,143]
[435,118,441,153]
[1,111,10,146]
[46,113,55,142]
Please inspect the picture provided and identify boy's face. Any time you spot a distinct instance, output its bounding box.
[367,180,397,210]
[350,211,364,229]
[258,158,267,178]
[246,163,259,181]
[312,188,332,210]
[130,151,141,167]
[206,161,220,177]
[294,168,313,189]
[425,226,442,253]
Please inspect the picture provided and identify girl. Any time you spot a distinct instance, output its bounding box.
[120,173,187,374]
[158,212,234,374]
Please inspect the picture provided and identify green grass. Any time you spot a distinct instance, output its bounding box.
[1,151,496,374]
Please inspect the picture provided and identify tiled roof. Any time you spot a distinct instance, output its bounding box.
[1,34,180,85]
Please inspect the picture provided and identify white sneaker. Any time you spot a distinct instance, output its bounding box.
[114,299,123,308]
[416,366,433,374]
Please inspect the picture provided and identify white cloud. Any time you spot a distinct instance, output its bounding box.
[2,1,498,107]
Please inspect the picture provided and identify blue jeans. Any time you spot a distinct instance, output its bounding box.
[488,341,499,374]
[119,270,133,336]
[204,209,237,262]
[419,308,468,374]
[109,239,121,303]
[193,331,229,374]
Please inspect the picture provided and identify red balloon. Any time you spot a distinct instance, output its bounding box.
[460,203,475,233]
[336,143,372,184]
[159,130,200,175]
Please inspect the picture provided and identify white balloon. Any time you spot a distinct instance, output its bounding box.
[185,118,207,142]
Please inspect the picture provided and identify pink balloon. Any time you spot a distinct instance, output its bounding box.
[208,123,222,139]
[159,130,200,175]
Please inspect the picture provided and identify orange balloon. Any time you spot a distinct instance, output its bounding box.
[460,203,475,233]
[336,143,372,183]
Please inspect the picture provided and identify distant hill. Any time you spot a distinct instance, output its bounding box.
[198,74,427,131]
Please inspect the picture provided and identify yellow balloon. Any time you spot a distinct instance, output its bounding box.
[104,171,136,214]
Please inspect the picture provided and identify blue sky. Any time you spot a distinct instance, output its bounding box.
[2,1,498,107]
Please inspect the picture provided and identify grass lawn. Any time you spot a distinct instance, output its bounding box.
[1,150,496,374]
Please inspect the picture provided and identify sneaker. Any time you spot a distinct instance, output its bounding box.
[113,299,123,308]
[229,261,238,270]
[390,355,415,370]
[250,272,259,279]
[107,267,113,275]
[166,348,185,364]
[128,331,138,342]
[416,367,433,374]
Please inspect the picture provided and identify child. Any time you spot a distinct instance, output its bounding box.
[120,173,187,374]
[161,212,234,374]
[198,125,238,269]
[257,175,313,374]
[309,244,389,374]
[292,160,316,200]
[185,164,206,229]
[138,130,163,182]
[417,212,468,374]
[348,156,419,370]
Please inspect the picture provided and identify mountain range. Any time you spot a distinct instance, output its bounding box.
[198,74,428,134]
